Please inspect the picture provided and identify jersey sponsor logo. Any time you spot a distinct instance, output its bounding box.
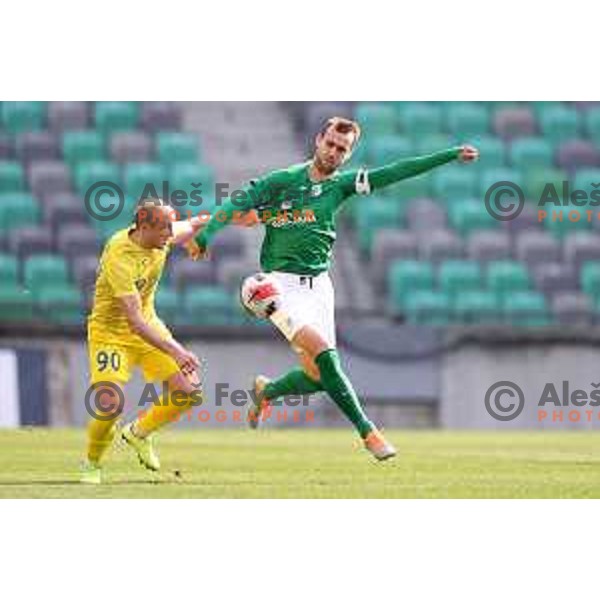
[135,278,147,291]
[269,209,317,228]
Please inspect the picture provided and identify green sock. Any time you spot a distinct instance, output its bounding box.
[315,349,375,438]
[264,368,323,401]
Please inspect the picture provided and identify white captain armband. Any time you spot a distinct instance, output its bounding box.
[355,168,371,195]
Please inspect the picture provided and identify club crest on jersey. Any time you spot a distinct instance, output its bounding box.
[311,184,323,197]
[281,200,293,210]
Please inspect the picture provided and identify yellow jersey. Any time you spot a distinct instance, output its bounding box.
[88,228,172,346]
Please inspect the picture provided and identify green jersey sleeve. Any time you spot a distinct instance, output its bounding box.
[337,147,462,201]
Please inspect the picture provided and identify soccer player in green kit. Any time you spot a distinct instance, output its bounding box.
[192,116,479,460]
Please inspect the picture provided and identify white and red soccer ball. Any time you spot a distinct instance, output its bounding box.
[240,273,282,319]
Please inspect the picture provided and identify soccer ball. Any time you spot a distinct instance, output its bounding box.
[240,273,282,319]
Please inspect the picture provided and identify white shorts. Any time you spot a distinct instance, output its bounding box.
[268,271,336,349]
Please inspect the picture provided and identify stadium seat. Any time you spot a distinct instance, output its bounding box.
[419,229,464,263]
[110,132,153,164]
[95,101,139,133]
[413,134,452,156]
[538,105,580,143]
[503,291,549,326]
[28,161,71,197]
[168,162,215,205]
[171,259,216,290]
[140,102,182,132]
[155,287,181,323]
[445,103,489,137]
[405,198,447,231]
[57,225,101,258]
[581,262,600,298]
[15,132,60,163]
[43,194,88,235]
[402,290,451,325]
[364,136,413,165]
[23,255,70,294]
[123,163,167,199]
[515,230,561,265]
[502,204,541,236]
[431,166,478,201]
[1,101,45,133]
[74,161,120,194]
[387,260,434,310]
[532,262,579,298]
[182,286,237,325]
[0,285,35,322]
[478,168,523,198]
[544,205,591,238]
[466,230,512,263]
[47,101,89,131]
[563,232,600,269]
[487,261,531,299]
[493,107,536,139]
[63,131,106,165]
[354,198,402,252]
[448,199,498,235]
[354,103,397,136]
[0,194,41,232]
[157,133,199,164]
[583,107,600,145]
[551,292,592,326]
[398,104,442,138]
[556,140,600,170]
[468,136,505,168]
[0,162,25,193]
[0,254,18,285]
[439,260,482,296]
[370,230,418,290]
[509,138,553,169]
[34,283,83,324]
[454,290,500,324]
[523,168,568,201]
[8,226,54,261]
[0,135,14,160]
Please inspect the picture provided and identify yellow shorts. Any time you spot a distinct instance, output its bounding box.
[88,336,180,385]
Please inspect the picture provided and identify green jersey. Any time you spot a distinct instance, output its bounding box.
[196,147,461,276]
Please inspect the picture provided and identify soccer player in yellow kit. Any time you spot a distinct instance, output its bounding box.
[81,200,204,484]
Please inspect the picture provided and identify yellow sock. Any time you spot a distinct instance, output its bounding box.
[134,394,198,438]
[87,415,119,464]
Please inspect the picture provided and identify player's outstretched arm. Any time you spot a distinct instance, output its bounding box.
[119,295,199,377]
[344,145,479,195]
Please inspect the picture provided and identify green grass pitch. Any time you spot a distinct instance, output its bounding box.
[1,428,600,498]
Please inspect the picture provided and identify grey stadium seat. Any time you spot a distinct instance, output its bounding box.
[43,194,88,235]
[171,259,216,290]
[140,102,182,132]
[9,227,54,261]
[515,230,562,265]
[405,198,447,231]
[532,262,579,298]
[501,204,541,235]
[47,101,89,131]
[28,161,71,197]
[57,225,101,259]
[211,229,245,260]
[71,255,100,298]
[0,134,15,159]
[216,258,259,290]
[556,140,600,170]
[419,229,464,263]
[552,292,593,326]
[110,132,154,163]
[370,230,418,291]
[467,230,512,262]
[563,232,600,269]
[15,132,60,163]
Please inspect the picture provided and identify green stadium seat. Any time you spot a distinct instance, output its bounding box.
[0,285,35,322]
[388,260,434,310]
[544,205,591,238]
[538,105,580,143]
[524,168,568,201]
[23,255,70,294]
[402,290,451,325]
[432,166,478,201]
[354,197,402,252]
[0,162,25,193]
[468,136,505,168]
[478,168,523,198]
[509,138,553,169]
[124,163,167,200]
[574,169,600,195]
[0,194,41,231]
[156,287,180,323]
[581,262,600,298]
[487,261,530,299]
[398,104,443,138]
[583,108,600,145]
[168,163,215,207]
[1,102,45,134]
[63,131,106,165]
[93,196,138,240]
[156,133,199,164]
[95,102,138,133]
[413,134,452,156]
[454,290,500,324]
[0,254,18,285]
[182,285,236,325]
[503,291,549,326]
[448,199,498,235]
[35,283,83,324]
[445,103,490,137]
[365,136,413,164]
[439,260,482,296]
[74,162,121,194]
[354,103,397,135]
[388,173,431,200]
